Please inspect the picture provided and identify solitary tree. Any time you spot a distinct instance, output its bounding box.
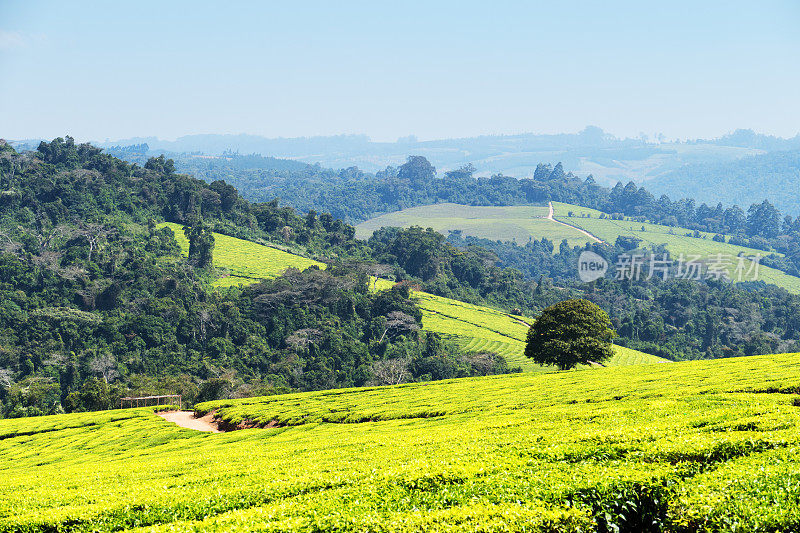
[524,299,616,370]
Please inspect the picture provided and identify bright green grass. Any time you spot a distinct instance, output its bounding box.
[354,203,591,248]
[552,202,800,294]
[160,223,659,371]
[353,201,800,294]
[161,222,325,283]
[411,290,663,371]
[4,353,800,531]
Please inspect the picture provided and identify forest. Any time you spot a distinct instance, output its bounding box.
[2,137,800,418]
[177,153,800,276]
[0,138,509,418]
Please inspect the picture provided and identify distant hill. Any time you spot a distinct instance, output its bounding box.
[353,201,800,294]
[707,129,800,151]
[647,150,800,216]
[94,127,791,185]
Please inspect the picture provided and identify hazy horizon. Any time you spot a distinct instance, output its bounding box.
[7,125,800,148]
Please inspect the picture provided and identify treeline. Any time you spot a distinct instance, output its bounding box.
[177,155,608,224]
[6,137,363,257]
[187,153,800,275]
[3,138,800,419]
[0,139,511,418]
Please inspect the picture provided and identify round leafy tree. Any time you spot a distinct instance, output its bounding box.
[525,299,616,370]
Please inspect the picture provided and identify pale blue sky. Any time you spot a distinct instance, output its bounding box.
[1,0,799,142]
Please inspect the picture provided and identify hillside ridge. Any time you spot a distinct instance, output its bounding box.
[160,222,663,371]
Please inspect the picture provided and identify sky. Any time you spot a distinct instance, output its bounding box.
[1,0,799,143]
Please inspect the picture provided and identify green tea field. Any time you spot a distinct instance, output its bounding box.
[162,222,323,288]
[551,203,800,293]
[160,223,659,371]
[4,353,800,531]
[354,203,592,248]
[351,202,800,294]
[410,289,663,371]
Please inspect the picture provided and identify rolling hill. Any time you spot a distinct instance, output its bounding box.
[551,202,800,293]
[3,352,800,531]
[647,149,800,217]
[354,203,592,247]
[352,202,800,294]
[161,223,662,371]
[104,129,779,185]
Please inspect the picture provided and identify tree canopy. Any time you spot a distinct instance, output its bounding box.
[524,299,616,370]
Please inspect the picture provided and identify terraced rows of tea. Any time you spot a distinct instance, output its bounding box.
[4,353,800,531]
[160,223,659,371]
[162,222,322,287]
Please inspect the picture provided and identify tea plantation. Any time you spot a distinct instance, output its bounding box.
[551,202,800,293]
[3,353,800,531]
[160,223,660,371]
[353,203,590,247]
[349,202,800,294]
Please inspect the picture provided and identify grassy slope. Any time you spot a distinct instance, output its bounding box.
[160,223,661,371]
[552,202,800,293]
[354,203,591,248]
[351,202,800,294]
[4,353,800,531]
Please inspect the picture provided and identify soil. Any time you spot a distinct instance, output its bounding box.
[157,410,221,433]
[546,202,605,244]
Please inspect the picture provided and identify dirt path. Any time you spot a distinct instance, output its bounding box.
[507,315,531,327]
[158,410,221,433]
[546,202,605,244]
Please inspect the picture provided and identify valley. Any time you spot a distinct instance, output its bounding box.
[161,223,662,372]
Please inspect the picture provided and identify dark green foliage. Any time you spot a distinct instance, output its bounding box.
[4,137,800,418]
[64,379,122,412]
[0,139,500,418]
[398,155,436,184]
[747,199,782,238]
[615,235,643,251]
[525,299,616,370]
[184,220,215,268]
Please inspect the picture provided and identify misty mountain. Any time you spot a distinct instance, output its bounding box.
[93,127,791,185]
[648,149,800,216]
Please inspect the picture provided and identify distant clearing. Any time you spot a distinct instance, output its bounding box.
[552,202,800,293]
[354,203,591,248]
[163,222,323,281]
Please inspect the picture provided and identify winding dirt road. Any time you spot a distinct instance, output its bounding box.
[158,410,221,433]
[546,202,605,244]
